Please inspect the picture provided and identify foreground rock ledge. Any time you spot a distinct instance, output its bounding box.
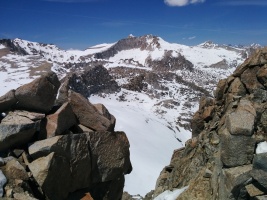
[0,71,132,200]
[154,47,267,199]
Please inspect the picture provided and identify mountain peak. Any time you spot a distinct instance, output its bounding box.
[128,34,135,38]
[198,40,217,48]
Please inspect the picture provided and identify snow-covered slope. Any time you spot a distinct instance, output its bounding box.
[90,90,188,195]
[12,38,114,63]
[0,35,260,197]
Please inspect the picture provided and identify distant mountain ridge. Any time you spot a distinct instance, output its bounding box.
[0,35,259,64]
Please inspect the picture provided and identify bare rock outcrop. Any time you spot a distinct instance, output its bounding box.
[57,65,120,104]
[15,71,60,113]
[154,47,267,199]
[0,72,131,200]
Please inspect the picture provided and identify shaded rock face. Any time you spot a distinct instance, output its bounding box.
[68,90,115,132]
[15,71,60,113]
[0,111,42,152]
[0,73,131,200]
[153,47,267,199]
[95,34,160,59]
[146,51,194,72]
[58,65,120,103]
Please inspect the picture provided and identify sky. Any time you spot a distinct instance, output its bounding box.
[0,0,266,49]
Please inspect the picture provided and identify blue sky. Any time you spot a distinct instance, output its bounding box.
[0,0,266,49]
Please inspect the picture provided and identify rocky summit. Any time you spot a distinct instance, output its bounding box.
[152,47,267,199]
[0,72,132,200]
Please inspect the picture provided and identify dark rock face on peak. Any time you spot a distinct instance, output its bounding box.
[145,51,194,72]
[57,65,120,104]
[95,35,160,59]
[0,73,131,200]
[0,39,28,55]
[153,47,267,199]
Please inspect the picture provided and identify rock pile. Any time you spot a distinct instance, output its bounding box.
[154,47,267,199]
[0,72,132,200]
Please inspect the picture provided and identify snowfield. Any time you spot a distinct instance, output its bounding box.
[90,90,190,195]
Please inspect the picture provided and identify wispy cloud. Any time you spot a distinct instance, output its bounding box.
[218,0,267,6]
[188,36,196,40]
[183,36,196,40]
[164,0,205,7]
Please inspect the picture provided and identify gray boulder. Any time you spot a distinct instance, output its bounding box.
[29,152,71,200]
[0,112,40,152]
[251,169,267,189]
[28,134,91,192]
[0,90,17,113]
[223,165,252,199]
[226,99,256,136]
[87,131,132,183]
[253,153,267,172]
[220,128,255,167]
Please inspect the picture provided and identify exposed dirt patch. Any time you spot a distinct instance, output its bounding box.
[0,48,10,58]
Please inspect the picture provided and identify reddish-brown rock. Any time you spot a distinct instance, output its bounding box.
[45,102,77,138]
[86,131,132,183]
[68,91,114,131]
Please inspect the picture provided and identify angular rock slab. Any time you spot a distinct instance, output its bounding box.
[94,103,116,129]
[253,153,267,172]
[28,152,71,200]
[45,102,77,138]
[0,112,40,152]
[226,99,256,136]
[86,131,132,183]
[5,159,28,181]
[15,71,60,113]
[226,109,255,136]
[223,164,252,198]
[251,169,267,189]
[28,134,91,192]
[0,170,7,197]
[220,128,255,167]
[68,91,114,131]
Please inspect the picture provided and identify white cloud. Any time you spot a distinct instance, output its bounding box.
[164,0,205,7]
[183,36,196,40]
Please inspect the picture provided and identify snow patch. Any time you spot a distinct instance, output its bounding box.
[154,186,189,200]
[90,91,185,196]
[256,141,267,154]
[0,44,5,49]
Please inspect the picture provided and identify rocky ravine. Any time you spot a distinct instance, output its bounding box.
[152,47,267,199]
[0,72,132,200]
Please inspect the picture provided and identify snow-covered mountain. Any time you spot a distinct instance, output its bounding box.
[0,35,260,196]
